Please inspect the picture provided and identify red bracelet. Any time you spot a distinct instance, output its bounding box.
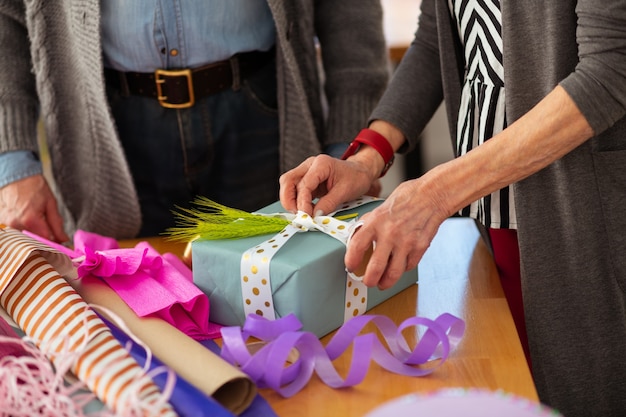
[341,128,395,177]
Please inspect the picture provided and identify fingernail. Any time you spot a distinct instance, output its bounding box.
[315,210,324,217]
[346,268,364,282]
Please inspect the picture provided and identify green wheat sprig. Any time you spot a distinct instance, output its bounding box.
[166,197,290,242]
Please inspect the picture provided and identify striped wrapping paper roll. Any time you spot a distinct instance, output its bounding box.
[0,225,176,416]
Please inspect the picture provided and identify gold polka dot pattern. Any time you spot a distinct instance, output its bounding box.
[239,196,378,323]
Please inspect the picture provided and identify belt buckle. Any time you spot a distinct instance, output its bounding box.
[154,68,195,109]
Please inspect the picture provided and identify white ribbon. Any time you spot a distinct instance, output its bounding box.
[240,196,378,322]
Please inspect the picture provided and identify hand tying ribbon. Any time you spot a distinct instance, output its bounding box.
[220,312,465,398]
[169,196,382,326]
[239,198,375,321]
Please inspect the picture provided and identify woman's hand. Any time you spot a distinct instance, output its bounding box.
[345,177,450,290]
[0,174,69,243]
[280,121,405,216]
[279,154,378,216]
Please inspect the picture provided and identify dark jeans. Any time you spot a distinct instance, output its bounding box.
[106,57,280,237]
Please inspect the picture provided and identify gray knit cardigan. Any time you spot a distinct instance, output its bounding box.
[371,1,626,416]
[0,0,389,239]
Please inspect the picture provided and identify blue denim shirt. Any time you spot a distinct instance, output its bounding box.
[101,0,276,71]
[1,1,276,186]
[0,151,43,188]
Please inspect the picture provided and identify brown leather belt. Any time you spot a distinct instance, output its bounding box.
[104,48,275,109]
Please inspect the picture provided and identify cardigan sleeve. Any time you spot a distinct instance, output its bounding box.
[560,0,626,135]
[313,0,390,146]
[0,0,40,155]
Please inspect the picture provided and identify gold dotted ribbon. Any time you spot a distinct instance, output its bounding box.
[240,197,377,322]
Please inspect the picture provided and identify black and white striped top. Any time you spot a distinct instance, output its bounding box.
[450,0,516,229]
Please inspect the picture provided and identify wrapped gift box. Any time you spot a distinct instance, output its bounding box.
[192,199,418,338]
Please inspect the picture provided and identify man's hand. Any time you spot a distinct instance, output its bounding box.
[0,175,69,243]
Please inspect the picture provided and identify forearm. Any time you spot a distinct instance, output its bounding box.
[423,85,594,217]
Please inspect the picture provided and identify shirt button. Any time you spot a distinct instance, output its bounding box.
[170,49,179,57]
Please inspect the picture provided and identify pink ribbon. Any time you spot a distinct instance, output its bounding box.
[23,230,221,340]
[220,312,465,397]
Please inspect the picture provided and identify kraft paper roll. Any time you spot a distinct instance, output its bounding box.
[69,275,257,415]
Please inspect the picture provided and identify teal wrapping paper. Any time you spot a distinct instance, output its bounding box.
[192,200,419,338]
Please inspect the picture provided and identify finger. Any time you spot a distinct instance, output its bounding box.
[279,157,316,213]
[45,199,69,243]
[21,212,55,242]
[361,240,392,288]
[350,241,374,278]
[294,181,315,216]
[312,194,344,217]
[377,249,408,290]
[294,156,334,214]
[345,222,371,274]
[279,173,300,213]
[405,250,423,274]
[283,158,321,214]
[344,223,371,280]
[345,225,390,288]
[378,229,427,290]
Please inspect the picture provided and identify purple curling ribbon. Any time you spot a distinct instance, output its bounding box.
[220,313,465,398]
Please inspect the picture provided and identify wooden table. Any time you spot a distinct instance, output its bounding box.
[127,217,537,417]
